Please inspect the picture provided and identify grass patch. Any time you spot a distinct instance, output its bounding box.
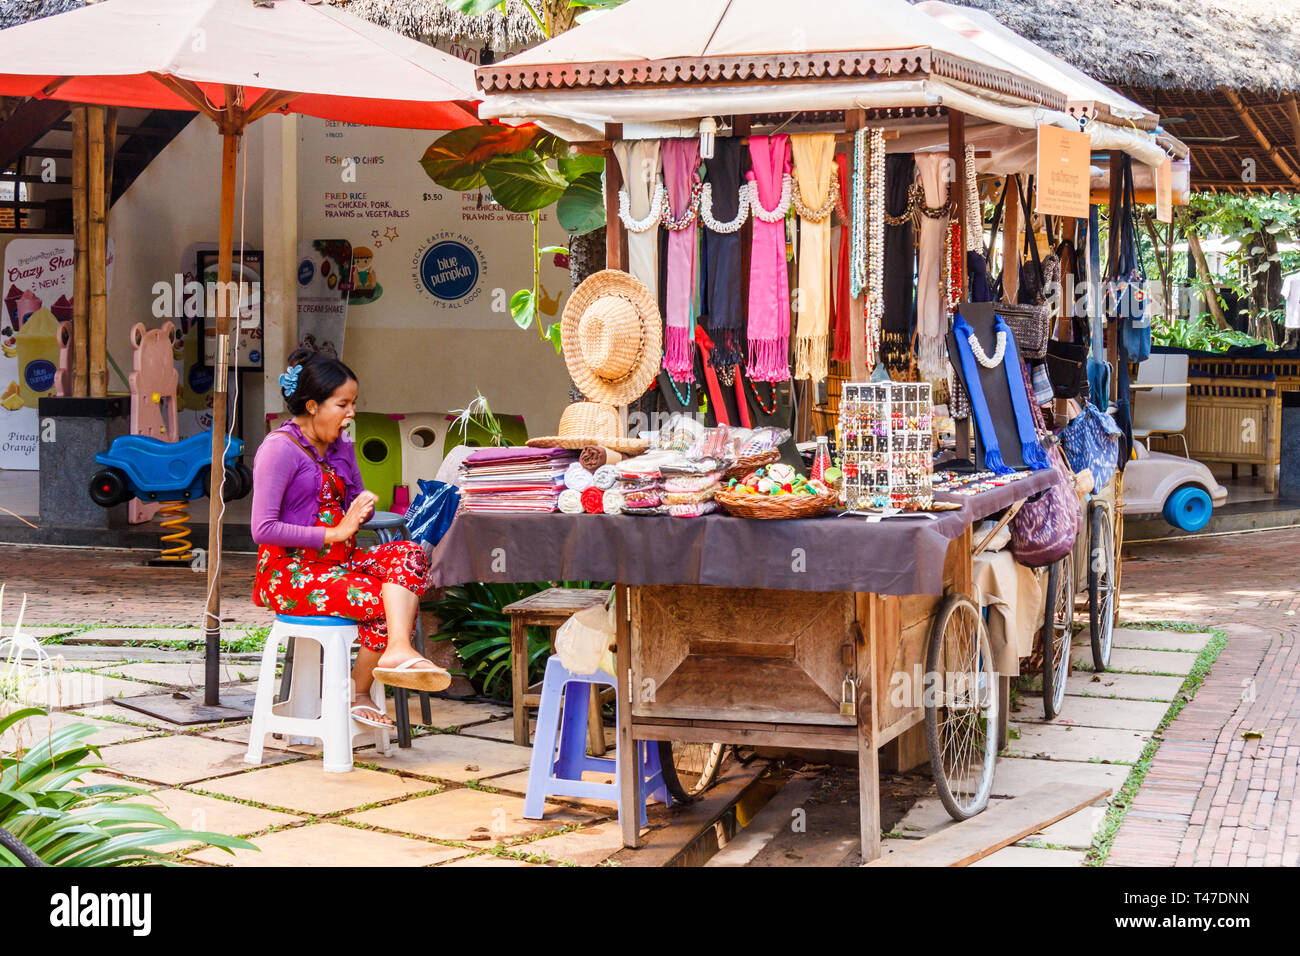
[1084,622,1228,866]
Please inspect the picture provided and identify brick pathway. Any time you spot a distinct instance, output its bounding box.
[0,544,270,626]
[1107,528,1300,867]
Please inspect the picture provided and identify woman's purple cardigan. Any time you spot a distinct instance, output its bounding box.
[250,423,365,551]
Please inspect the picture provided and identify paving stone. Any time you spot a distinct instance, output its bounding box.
[1107,628,1212,653]
[1010,696,1169,731]
[1,625,77,641]
[15,670,159,708]
[75,771,159,798]
[195,759,432,814]
[187,821,467,867]
[202,721,324,756]
[65,627,247,646]
[386,696,510,729]
[482,768,630,813]
[1016,804,1109,850]
[457,718,520,742]
[99,661,248,686]
[520,821,625,865]
[348,787,599,844]
[892,797,1001,840]
[990,756,1129,800]
[1067,671,1185,702]
[43,645,260,664]
[92,788,303,852]
[439,854,539,867]
[70,702,233,731]
[0,709,158,752]
[969,845,1086,866]
[1071,646,1197,676]
[364,732,533,782]
[99,734,289,785]
[1003,724,1148,764]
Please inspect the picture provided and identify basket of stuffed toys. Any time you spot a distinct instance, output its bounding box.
[714,463,838,519]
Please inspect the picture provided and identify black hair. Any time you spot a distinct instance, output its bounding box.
[282,347,358,415]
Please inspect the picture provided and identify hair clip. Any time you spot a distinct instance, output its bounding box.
[279,364,302,397]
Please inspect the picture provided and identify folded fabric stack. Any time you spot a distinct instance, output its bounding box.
[661,470,723,517]
[614,455,664,514]
[459,446,577,513]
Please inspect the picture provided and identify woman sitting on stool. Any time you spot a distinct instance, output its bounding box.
[250,348,450,728]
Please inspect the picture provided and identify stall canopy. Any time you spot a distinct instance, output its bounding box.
[474,0,1171,168]
[0,0,481,712]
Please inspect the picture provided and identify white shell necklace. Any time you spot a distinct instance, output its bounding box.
[618,181,665,233]
[747,173,792,223]
[966,330,1007,369]
[700,183,750,233]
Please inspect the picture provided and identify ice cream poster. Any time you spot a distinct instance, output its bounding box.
[296,239,352,358]
[0,237,115,469]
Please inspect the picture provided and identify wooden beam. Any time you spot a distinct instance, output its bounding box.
[1286,95,1300,169]
[71,106,89,398]
[87,106,108,398]
[148,72,221,124]
[1000,174,1020,305]
[1221,88,1300,188]
[602,123,623,271]
[948,109,967,294]
[0,98,70,173]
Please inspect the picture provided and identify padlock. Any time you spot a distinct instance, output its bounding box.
[840,675,857,717]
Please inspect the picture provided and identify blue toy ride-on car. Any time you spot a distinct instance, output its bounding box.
[89,430,251,507]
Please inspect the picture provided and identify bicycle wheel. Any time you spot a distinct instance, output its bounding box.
[1089,504,1116,671]
[1040,551,1075,719]
[924,593,998,820]
[657,741,728,803]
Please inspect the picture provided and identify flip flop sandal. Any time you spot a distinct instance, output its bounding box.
[373,657,452,693]
[350,704,392,729]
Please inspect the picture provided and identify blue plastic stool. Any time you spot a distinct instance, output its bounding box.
[523,655,670,828]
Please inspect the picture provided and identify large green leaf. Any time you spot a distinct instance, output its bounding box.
[482,155,568,212]
[510,289,536,330]
[556,170,606,235]
[419,125,541,192]
[557,152,604,181]
[446,0,515,16]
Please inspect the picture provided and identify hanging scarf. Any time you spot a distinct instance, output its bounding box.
[914,152,950,381]
[662,138,700,382]
[791,133,835,382]
[883,153,915,374]
[952,312,1050,474]
[832,152,851,363]
[746,134,791,383]
[612,139,662,303]
[701,137,747,371]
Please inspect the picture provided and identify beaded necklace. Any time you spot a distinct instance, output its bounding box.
[668,376,693,407]
[790,175,840,223]
[849,128,885,369]
[746,377,778,415]
[699,183,750,233]
[660,180,704,231]
[617,182,664,233]
[747,173,792,223]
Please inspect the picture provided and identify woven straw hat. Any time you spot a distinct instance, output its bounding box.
[525,402,648,455]
[562,270,661,406]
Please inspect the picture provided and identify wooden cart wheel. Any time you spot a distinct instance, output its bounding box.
[657,741,728,803]
[1088,502,1116,672]
[924,593,999,821]
[1040,551,1075,719]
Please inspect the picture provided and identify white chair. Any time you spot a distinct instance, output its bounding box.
[246,615,393,773]
[1132,353,1190,457]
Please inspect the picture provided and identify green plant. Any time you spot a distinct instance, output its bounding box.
[1151,314,1265,352]
[425,581,608,700]
[0,708,254,866]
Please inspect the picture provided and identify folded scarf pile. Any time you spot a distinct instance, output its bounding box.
[580,486,606,514]
[558,488,584,514]
[579,445,622,471]
[592,465,619,490]
[564,461,594,491]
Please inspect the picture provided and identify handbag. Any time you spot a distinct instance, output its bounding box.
[1061,403,1123,491]
[1110,156,1151,362]
[1010,361,1081,567]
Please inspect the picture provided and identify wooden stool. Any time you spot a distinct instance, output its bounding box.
[503,588,611,754]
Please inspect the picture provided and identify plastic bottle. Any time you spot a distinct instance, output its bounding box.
[16,307,60,408]
[811,434,832,481]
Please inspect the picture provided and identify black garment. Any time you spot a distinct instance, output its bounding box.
[701,139,748,370]
[883,153,916,373]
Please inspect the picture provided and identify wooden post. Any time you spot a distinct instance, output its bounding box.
[1000,174,1020,305]
[948,109,967,293]
[857,594,882,863]
[616,584,639,849]
[86,106,107,398]
[1179,208,1231,331]
[603,123,623,271]
[1106,152,1123,402]
[71,106,89,398]
[845,108,867,380]
[202,126,241,706]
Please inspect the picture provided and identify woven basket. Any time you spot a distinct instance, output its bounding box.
[996,301,1049,360]
[722,450,780,482]
[714,489,838,520]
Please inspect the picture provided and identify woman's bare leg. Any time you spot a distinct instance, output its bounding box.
[374,583,445,675]
[350,645,393,726]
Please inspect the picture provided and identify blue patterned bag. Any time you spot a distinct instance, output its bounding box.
[1061,403,1122,490]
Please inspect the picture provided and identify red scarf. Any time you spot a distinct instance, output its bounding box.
[832,152,851,363]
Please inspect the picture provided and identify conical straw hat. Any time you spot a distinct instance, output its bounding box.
[561,270,661,406]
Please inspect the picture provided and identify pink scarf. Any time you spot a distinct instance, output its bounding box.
[746,135,791,382]
[662,138,700,383]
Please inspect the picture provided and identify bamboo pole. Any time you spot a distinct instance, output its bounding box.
[71,106,89,398]
[1221,89,1300,189]
[103,107,117,225]
[87,105,107,398]
[202,127,240,705]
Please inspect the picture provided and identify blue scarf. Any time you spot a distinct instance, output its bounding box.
[952,312,1050,473]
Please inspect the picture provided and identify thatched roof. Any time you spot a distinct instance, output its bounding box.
[327,0,544,51]
[0,0,89,30]
[927,0,1300,95]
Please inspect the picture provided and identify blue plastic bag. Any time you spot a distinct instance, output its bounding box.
[404,479,461,548]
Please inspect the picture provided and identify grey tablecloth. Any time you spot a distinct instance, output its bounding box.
[429,469,1058,597]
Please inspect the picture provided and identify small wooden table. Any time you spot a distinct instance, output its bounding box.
[503,588,612,753]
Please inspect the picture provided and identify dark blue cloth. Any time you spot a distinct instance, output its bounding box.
[405,479,461,547]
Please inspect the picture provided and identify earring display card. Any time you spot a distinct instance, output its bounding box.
[837,381,934,511]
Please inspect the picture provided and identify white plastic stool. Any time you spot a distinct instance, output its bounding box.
[246,615,393,773]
